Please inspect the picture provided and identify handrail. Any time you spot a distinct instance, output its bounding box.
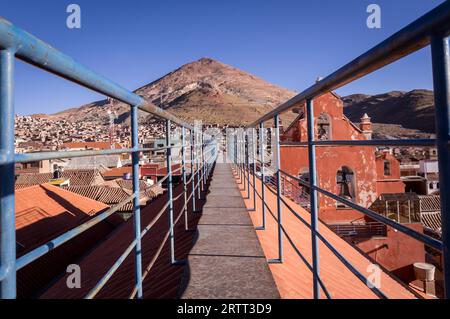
[13,145,183,164]
[247,171,332,299]
[245,161,388,299]
[230,1,450,299]
[278,169,443,250]
[280,139,438,147]
[0,16,219,299]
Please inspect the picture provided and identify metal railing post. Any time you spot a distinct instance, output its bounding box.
[182,127,188,230]
[431,34,450,299]
[203,134,207,187]
[269,115,283,263]
[0,49,16,299]
[236,133,239,169]
[200,132,204,193]
[166,120,176,264]
[306,98,321,299]
[242,130,246,186]
[252,128,257,210]
[130,105,143,299]
[246,133,250,199]
[237,129,242,182]
[190,129,198,213]
[196,129,201,200]
[256,123,266,230]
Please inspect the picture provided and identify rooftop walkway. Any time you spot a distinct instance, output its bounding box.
[180,163,280,299]
[235,169,421,299]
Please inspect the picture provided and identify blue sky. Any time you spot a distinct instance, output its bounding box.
[0,0,444,115]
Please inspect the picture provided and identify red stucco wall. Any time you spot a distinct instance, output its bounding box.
[355,224,425,282]
[280,92,404,223]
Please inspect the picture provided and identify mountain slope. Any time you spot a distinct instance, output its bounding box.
[46,58,297,126]
[343,89,435,133]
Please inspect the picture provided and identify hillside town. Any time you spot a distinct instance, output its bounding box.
[14,114,171,153]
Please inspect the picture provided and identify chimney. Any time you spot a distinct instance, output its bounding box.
[360,113,372,140]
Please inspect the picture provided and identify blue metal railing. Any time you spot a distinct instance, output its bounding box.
[0,17,218,299]
[231,1,450,299]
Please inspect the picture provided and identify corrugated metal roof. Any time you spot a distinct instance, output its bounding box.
[66,155,121,170]
[420,212,441,234]
[418,195,441,212]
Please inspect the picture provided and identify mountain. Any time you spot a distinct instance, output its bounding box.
[343,89,435,133]
[35,59,436,134]
[45,58,297,127]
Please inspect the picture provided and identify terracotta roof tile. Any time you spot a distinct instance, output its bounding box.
[61,141,122,150]
[64,182,164,212]
[15,169,104,188]
[15,184,121,298]
[40,180,202,299]
[16,184,109,250]
[102,167,134,178]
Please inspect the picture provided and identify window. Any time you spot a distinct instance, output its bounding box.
[429,183,434,190]
[297,170,310,196]
[316,113,331,141]
[337,166,356,206]
[384,160,391,176]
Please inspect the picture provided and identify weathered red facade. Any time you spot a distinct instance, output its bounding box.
[279,92,424,284]
[280,92,405,223]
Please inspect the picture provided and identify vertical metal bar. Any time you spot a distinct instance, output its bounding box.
[239,130,243,181]
[269,115,283,263]
[242,131,246,186]
[0,49,16,299]
[246,133,250,199]
[235,131,239,172]
[256,123,266,230]
[252,128,257,210]
[385,201,389,217]
[306,98,321,299]
[130,105,143,299]
[190,129,198,213]
[166,120,175,264]
[203,134,207,186]
[182,127,188,230]
[408,200,411,223]
[196,129,201,200]
[200,131,204,193]
[431,34,450,299]
[203,137,207,182]
[241,130,244,182]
